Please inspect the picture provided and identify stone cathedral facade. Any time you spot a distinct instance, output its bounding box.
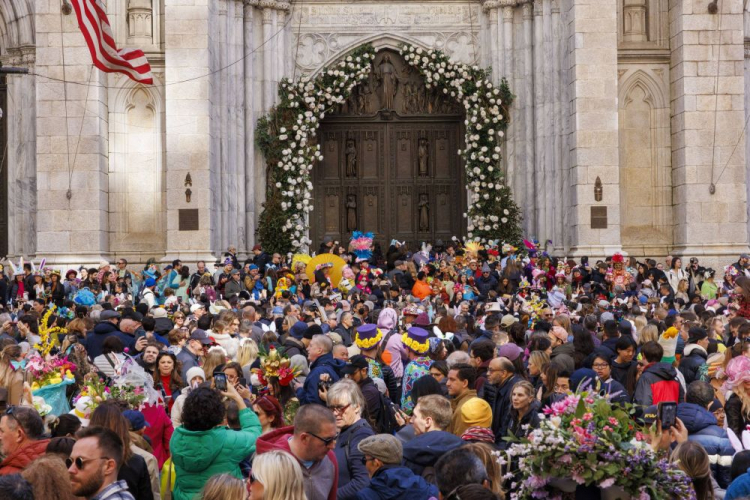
[0,0,749,265]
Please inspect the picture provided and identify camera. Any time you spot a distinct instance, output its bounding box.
[318,379,333,392]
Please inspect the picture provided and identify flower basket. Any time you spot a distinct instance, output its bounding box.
[503,389,696,500]
[33,379,74,416]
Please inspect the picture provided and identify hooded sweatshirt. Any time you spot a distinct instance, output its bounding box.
[297,353,345,405]
[380,309,406,377]
[169,408,261,500]
[256,426,338,500]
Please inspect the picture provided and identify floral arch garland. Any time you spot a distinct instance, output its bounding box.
[256,43,522,254]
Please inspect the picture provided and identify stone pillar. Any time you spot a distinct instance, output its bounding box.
[622,0,647,42]
[500,1,517,203]
[483,2,500,81]
[522,1,536,237]
[244,0,260,249]
[533,0,545,237]
[670,0,748,259]
[565,0,621,256]
[164,0,217,262]
[261,0,276,111]
[35,4,111,264]
[2,47,36,258]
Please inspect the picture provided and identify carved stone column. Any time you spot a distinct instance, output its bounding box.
[622,0,647,43]
[260,0,277,111]
[127,0,154,46]
[533,0,545,238]
[499,0,517,200]
[277,2,291,79]
[521,0,535,237]
[244,0,260,248]
[483,1,500,82]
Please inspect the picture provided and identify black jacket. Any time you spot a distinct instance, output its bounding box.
[726,393,750,438]
[502,400,542,449]
[333,418,375,500]
[678,344,707,386]
[119,453,154,500]
[484,373,524,444]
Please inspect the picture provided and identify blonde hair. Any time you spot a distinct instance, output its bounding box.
[553,314,572,336]
[639,324,659,345]
[462,442,505,498]
[199,473,246,500]
[202,349,227,381]
[235,338,259,367]
[253,450,306,500]
[634,316,647,336]
[528,351,549,375]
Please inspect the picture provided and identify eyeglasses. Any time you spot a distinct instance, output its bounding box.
[329,404,351,415]
[592,363,609,369]
[66,456,109,470]
[360,456,374,465]
[307,431,339,445]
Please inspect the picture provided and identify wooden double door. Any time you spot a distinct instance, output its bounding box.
[312,116,466,252]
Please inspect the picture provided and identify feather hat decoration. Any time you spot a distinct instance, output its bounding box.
[351,231,374,261]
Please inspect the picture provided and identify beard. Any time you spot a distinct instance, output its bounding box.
[71,465,106,498]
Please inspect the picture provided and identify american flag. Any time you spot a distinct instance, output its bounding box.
[70,0,154,84]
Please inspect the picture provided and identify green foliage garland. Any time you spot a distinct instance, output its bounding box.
[256,43,522,254]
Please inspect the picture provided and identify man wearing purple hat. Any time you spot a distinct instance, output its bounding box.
[355,324,399,401]
[401,326,432,413]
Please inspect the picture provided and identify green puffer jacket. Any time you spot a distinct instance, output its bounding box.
[170,407,261,500]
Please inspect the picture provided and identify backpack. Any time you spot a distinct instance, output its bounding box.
[374,392,399,435]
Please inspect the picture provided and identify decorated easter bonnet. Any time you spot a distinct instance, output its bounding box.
[402,326,429,354]
[355,324,383,350]
[658,326,680,364]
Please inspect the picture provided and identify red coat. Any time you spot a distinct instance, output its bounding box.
[142,403,174,470]
[0,438,49,474]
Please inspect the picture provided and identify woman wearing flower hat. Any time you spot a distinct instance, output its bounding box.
[724,356,750,438]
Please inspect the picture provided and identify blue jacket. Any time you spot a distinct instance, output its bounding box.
[726,469,750,500]
[679,344,707,386]
[402,430,463,479]
[356,465,439,500]
[677,403,734,488]
[334,419,375,500]
[296,353,345,405]
[85,322,135,360]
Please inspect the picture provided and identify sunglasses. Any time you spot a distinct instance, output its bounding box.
[307,431,339,445]
[66,456,110,470]
[360,456,374,465]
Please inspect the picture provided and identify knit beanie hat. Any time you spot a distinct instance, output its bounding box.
[460,398,492,429]
[659,327,679,364]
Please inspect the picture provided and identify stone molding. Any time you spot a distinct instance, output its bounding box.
[0,45,35,67]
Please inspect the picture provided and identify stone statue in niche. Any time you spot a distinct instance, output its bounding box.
[345,139,357,177]
[594,176,603,202]
[185,188,192,203]
[418,138,429,177]
[346,194,358,231]
[418,194,429,231]
[185,173,192,187]
[376,55,399,110]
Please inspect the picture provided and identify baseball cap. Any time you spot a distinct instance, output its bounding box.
[341,355,370,375]
[500,314,517,329]
[122,410,151,431]
[189,329,212,345]
[190,303,205,313]
[230,269,240,275]
[144,278,156,287]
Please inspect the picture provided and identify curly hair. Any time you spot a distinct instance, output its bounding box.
[21,455,77,500]
[181,387,225,431]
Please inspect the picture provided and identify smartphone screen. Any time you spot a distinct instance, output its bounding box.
[214,373,228,392]
[658,402,677,429]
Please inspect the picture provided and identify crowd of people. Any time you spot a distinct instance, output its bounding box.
[1,237,750,500]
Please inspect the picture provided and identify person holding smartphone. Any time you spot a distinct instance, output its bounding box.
[170,384,261,500]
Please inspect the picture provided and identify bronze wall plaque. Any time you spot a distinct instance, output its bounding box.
[179,209,200,231]
[591,206,608,229]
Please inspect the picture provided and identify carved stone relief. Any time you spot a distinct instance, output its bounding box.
[127,0,153,45]
[335,50,462,117]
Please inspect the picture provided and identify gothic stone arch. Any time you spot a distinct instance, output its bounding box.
[311,48,467,250]
[618,68,672,253]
